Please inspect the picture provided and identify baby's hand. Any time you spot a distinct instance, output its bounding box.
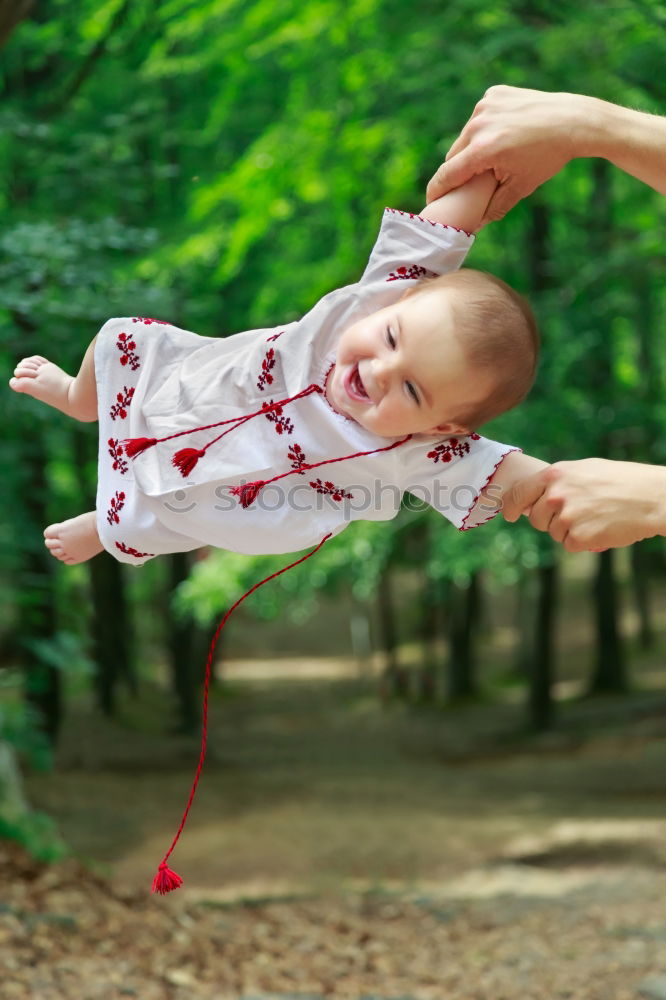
[419,171,497,233]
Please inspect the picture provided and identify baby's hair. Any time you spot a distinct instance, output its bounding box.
[407,269,539,429]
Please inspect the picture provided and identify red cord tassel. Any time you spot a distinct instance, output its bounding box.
[151,861,183,895]
[230,480,267,508]
[172,447,206,477]
[124,437,157,458]
[150,533,332,897]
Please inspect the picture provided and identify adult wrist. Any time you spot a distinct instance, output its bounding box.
[645,465,666,537]
[565,94,619,161]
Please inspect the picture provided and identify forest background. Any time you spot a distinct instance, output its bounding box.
[0,0,666,882]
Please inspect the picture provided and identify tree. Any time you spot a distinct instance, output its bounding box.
[0,0,33,51]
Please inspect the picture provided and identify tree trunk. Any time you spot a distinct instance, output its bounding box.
[513,570,536,679]
[446,572,479,702]
[630,541,654,650]
[589,549,628,694]
[528,561,558,731]
[0,741,28,825]
[522,198,558,729]
[584,162,627,694]
[0,0,34,51]
[88,554,136,715]
[377,565,405,699]
[625,272,659,650]
[167,552,206,733]
[19,439,61,745]
[71,428,137,714]
[417,575,439,703]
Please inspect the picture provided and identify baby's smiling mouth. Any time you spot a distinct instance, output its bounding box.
[346,363,369,402]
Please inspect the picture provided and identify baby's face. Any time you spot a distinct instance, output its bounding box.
[326,287,492,438]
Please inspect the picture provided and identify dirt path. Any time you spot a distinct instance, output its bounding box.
[3,838,666,1000]
[10,676,666,998]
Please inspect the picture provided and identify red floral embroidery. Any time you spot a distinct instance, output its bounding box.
[427,434,480,464]
[266,331,283,343]
[257,347,276,391]
[132,317,168,326]
[309,479,353,502]
[106,490,126,525]
[109,385,135,421]
[263,400,294,436]
[387,264,434,282]
[116,332,140,371]
[115,541,155,558]
[288,442,308,471]
[108,438,128,475]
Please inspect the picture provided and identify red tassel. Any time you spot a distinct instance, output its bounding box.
[172,447,206,477]
[230,480,266,508]
[151,861,183,895]
[124,437,157,458]
[149,532,332,897]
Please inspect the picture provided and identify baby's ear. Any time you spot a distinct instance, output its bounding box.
[399,283,420,301]
[430,420,472,438]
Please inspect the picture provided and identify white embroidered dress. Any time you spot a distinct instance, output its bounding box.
[95,209,518,565]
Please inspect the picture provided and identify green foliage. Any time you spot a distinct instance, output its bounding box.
[0,811,68,863]
[0,693,52,772]
[1,0,665,684]
[24,632,95,685]
[176,518,395,625]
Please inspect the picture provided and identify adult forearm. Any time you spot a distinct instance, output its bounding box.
[583,97,666,195]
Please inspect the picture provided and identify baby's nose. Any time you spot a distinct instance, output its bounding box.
[373,356,395,389]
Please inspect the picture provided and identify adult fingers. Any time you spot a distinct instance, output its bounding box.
[480,179,526,224]
[444,129,471,163]
[501,471,549,523]
[482,167,550,224]
[547,514,571,545]
[527,494,560,533]
[426,148,478,203]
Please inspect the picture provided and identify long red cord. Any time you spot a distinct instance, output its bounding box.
[125,384,323,459]
[231,434,412,508]
[151,532,333,895]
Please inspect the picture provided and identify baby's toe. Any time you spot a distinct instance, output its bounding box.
[15,356,48,374]
[45,546,66,563]
[13,365,37,380]
[44,524,62,541]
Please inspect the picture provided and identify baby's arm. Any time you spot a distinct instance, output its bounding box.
[419,170,497,233]
[472,451,550,521]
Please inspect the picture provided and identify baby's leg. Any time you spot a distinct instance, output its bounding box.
[44,512,103,565]
[9,336,98,422]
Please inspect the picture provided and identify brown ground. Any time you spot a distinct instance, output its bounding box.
[5,659,666,1000]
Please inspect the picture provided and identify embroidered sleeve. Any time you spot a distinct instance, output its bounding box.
[401,434,520,531]
[359,208,475,289]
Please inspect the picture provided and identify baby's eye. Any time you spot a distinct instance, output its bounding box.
[406,382,419,405]
[386,326,396,349]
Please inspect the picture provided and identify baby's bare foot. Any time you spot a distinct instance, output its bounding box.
[44,512,104,565]
[9,356,96,421]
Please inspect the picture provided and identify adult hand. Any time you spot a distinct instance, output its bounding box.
[426,86,595,223]
[502,458,666,552]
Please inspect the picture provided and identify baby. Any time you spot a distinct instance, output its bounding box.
[9,171,544,566]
